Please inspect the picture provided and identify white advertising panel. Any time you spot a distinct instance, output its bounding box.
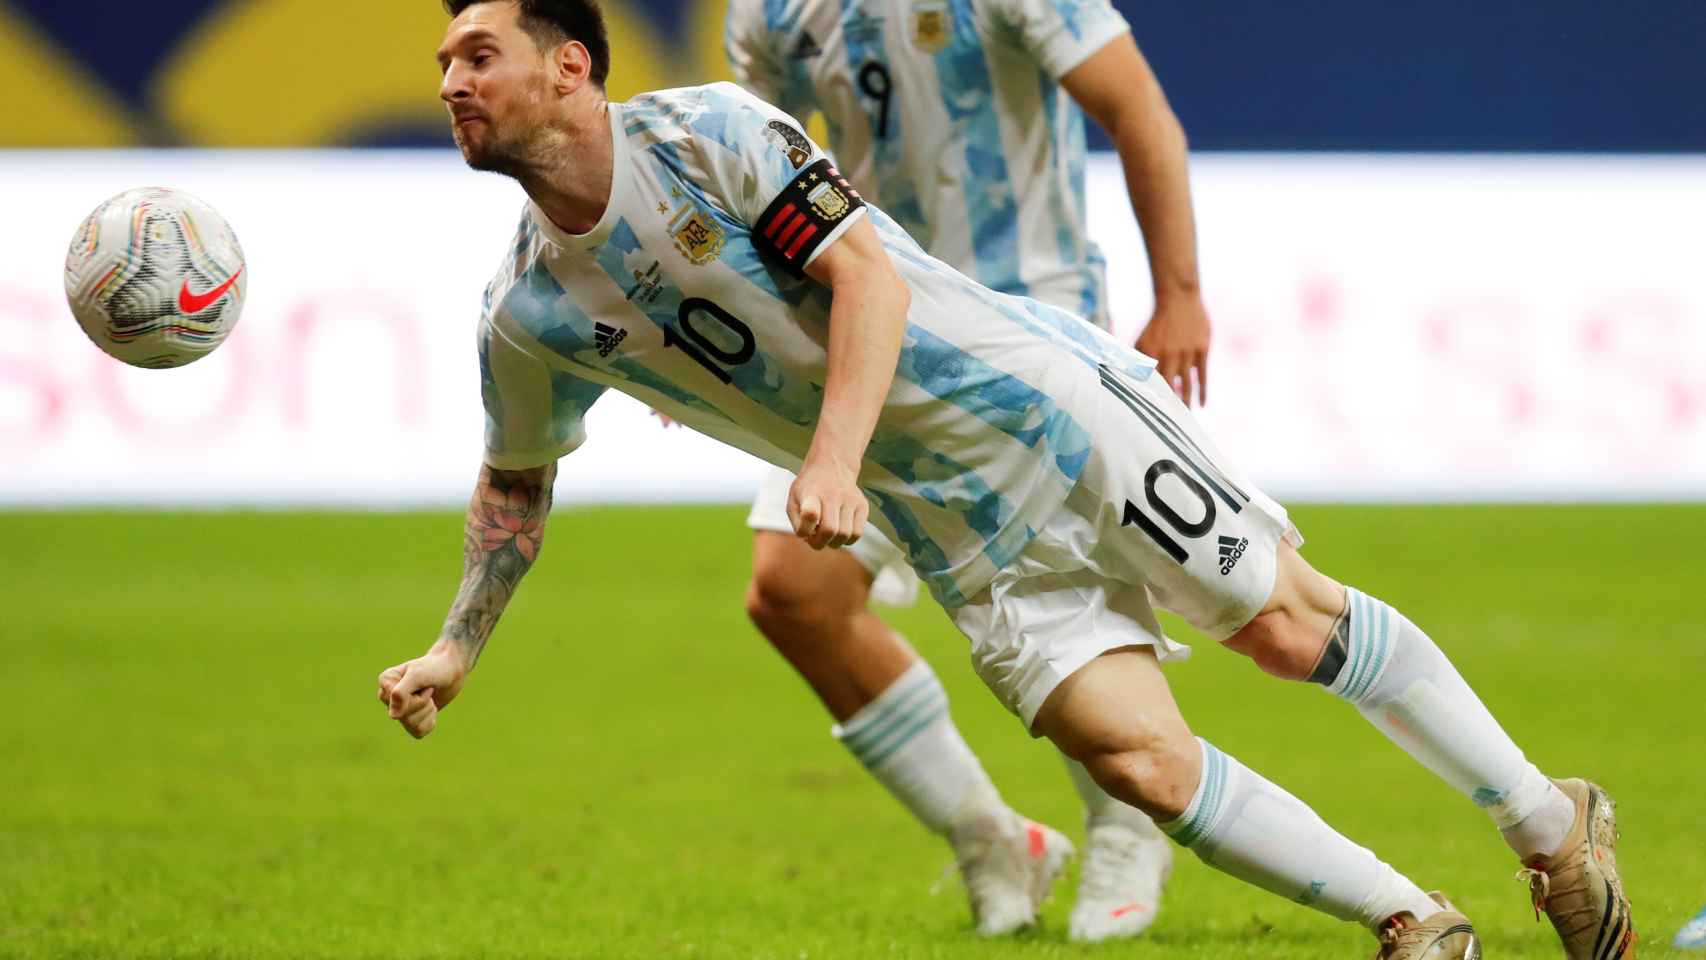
[1,151,1702,506]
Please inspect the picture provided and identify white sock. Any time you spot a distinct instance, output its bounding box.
[1325,588,1575,859]
[1159,739,1438,932]
[833,660,1001,835]
[1064,755,1164,836]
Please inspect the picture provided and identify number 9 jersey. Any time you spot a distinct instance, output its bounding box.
[725,0,1130,328]
[476,83,1160,609]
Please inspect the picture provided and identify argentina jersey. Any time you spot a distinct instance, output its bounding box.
[476,83,1155,607]
[725,0,1129,327]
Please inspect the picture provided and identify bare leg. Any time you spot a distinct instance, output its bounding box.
[747,531,1004,837]
[746,531,915,721]
[1032,648,1440,932]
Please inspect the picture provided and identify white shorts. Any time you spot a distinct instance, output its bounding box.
[746,464,922,607]
[950,365,1303,731]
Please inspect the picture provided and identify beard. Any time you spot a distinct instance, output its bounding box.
[455,121,528,178]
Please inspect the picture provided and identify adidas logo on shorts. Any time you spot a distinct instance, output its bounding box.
[594,322,628,358]
[1218,535,1248,575]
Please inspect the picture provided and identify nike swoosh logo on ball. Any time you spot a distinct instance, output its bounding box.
[178,267,244,314]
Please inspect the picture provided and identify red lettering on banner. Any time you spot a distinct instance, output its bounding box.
[1187,275,1375,482]
[92,332,252,441]
[1299,275,1340,334]
[0,359,66,449]
[1422,296,1537,471]
[1292,276,1364,471]
[1578,296,1704,470]
[0,286,69,453]
[280,293,427,426]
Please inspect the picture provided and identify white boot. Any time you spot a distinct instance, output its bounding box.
[1068,816,1173,942]
[948,804,1073,936]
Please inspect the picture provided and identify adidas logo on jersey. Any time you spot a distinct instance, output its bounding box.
[1218,535,1248,575]
[594,322,628,358]
[790,30,822,60]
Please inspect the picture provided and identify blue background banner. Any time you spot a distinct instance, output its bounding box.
[4,0,1703,149]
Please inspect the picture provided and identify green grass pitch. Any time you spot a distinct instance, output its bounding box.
[2,504,1703,959]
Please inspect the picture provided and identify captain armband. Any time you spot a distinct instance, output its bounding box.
[751,158,865,277]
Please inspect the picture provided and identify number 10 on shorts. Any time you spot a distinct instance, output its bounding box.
[1099,364,1251,567]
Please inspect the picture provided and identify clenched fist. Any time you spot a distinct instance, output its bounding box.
[376,644,467,739]
[787,454,868,550]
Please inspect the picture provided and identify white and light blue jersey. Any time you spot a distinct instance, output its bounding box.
[725,0,1128,326]
[477,84,1155,607]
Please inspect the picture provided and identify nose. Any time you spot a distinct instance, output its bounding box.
[440,62,472,105]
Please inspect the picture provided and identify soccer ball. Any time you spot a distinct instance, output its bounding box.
[63,187,247,369]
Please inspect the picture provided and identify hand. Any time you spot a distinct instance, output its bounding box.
[787,454,868,550]
[649,408,677,428]
[1134,296,1211,407]
[376,644,467,739]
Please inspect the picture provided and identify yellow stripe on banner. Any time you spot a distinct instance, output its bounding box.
[156,0,675,146]
[0,5,140,146]
[690,0,736,84]
[598,2,672,103]
[156,0,449,145]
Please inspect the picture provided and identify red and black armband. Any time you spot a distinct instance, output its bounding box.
[752,158,865,277]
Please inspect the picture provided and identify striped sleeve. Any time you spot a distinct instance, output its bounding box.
[724,0,806,118]
[478,312,606,469]
[990,0,1131,79]
[693,84,867,276]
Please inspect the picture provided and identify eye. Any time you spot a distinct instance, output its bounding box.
[472,51,494,68]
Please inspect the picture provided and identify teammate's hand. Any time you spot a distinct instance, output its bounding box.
[788,454,868,550]
[1134,296,1211,407]
[376,644,467,739]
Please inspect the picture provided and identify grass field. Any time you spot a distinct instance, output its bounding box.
[3,504,1703,959]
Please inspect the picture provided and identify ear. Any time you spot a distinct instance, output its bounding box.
[551,39,593,95]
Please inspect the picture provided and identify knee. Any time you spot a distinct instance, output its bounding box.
[1081,738,1203,822]
[744,561,849,650]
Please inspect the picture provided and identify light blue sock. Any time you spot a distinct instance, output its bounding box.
[833,660,999,834]
[1159,738,1437,931]
[1326,589,1570,856]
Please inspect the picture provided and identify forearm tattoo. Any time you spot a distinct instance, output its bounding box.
[441,462,556,668]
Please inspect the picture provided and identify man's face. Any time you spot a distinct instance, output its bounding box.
[437,3,552,173]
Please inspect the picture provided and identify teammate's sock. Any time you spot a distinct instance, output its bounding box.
[1158,738,1438,931]
[1318,588,1575,860]
[1064,755,1160,832]
[833,660,1001,835]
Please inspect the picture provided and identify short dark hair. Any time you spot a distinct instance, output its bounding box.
[444,0,610,88]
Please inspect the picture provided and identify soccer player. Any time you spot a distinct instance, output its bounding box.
[721,0,1204,939]
[380,3,1635,957]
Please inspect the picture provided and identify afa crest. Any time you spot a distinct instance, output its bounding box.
[807,181,851,220]
[669,206,725,265]
[910,0,953,53]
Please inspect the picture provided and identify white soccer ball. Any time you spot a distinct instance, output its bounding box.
[63,187,247,369]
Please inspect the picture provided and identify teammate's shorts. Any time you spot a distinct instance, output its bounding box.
[746,464,922,607]
[949,364,1303,732]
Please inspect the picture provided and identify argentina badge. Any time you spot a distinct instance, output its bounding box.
[910,0,952,53]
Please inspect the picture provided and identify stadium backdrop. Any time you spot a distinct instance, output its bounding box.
[4,0,1704,150]
[2,0,1703,505]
